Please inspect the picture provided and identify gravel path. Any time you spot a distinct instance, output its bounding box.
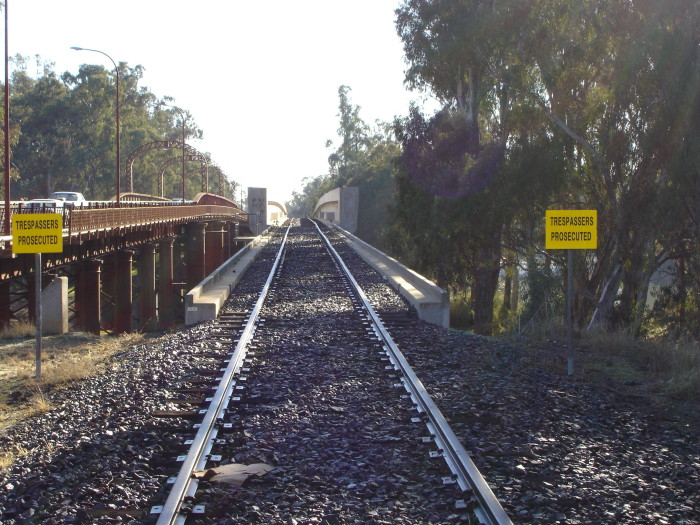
[0,223,697,524]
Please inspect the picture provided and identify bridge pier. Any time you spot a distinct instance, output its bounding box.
[185,222,207,290]
[76,259,102,335]
[224,223,232,259]
[139,244,157,332]
[42,276,68,334]
[114,250,134,334]
[158,237,175,329]
[0,280,10,328]
[24,272,68,335]
[206,221,225,274]
[101,255,116,332]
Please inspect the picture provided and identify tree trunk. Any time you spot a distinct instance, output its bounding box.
[501,274,512,317]
[588,265,622,330]
[471,232,502,335]
[511,264,519,311]
[500,250,516,318]
[456,68,481,155]
[677,257,686,325]
[617,238,658,333]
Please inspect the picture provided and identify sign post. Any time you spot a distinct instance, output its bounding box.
[545,210,597,376]
[34,252,42,378]
[12,213,64,379]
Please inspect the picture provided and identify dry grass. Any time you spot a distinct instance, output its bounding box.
[27,383,53,415]
[0,330,146,436]
[580,329,700,400]
[0,443,28,471]
[0,320,36,339]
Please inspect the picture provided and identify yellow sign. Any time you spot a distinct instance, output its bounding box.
[546,210,597,249]
[12,213,64,253]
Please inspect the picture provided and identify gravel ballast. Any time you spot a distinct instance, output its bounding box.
[0,222,697,524]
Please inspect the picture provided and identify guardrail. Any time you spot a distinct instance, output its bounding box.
[0,203,244,237]
[68,205,240,234]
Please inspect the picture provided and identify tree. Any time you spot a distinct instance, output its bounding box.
[327,86,371,185]
[519,0,700,331]
[287,86,399,246]
[9,56,204,200]
[286,175,332,218]
[394,0,700,336]
[394,0,528,333]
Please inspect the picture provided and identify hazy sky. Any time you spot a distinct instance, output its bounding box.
[9,0,436,203]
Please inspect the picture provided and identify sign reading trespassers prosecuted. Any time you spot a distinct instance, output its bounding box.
[12,213,64,253]
[545,210,597,250]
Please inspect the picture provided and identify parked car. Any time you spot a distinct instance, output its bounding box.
[50,192,87,206]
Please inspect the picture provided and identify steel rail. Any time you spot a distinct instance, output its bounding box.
[314,222,512,525]
[154,224,291,525]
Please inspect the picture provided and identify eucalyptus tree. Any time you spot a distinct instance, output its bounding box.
[516,0,700,331]
[149,99,204,199]
[10,59,73,198]
[327,85,372,187]
[61,63,194,199]
[394,0,539,333]
[287,86,399,244]
[286,175,332,219]
[394,0,699,334]
[9,56,202,201]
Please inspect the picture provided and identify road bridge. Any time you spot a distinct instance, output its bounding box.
[0,192,251,335]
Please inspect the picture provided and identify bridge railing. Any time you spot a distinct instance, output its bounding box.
[68,205,241,233]
[0,202,244,237]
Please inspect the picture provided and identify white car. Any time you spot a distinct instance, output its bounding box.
[50,192,87,206]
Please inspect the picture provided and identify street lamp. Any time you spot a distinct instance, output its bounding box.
[4,1,11,233]
[70,46,121,207]
[158,102,186,202]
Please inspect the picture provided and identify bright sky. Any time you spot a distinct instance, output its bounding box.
[10,0,435,204]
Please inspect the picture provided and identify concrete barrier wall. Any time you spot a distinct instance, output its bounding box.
[312,187,359,233]
[186,223,450,329]
[247,187,268,236]
[324,222,450,328]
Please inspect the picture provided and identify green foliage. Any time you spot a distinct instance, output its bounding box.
[286,86,399,246]
[286,175,332,218]
[449,292,473,330]
[392,0,700,337]
[7,55,209,200]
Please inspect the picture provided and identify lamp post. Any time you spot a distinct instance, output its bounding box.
[70,46,121,206]
[159,102,186,202]
[4,0,11,233]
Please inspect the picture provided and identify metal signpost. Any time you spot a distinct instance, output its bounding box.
[545,210,597,376]
[12,213,64,379]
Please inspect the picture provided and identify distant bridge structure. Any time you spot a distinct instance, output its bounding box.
[124,140,208,196]
[312,187,358,233]
[158,154,209,197]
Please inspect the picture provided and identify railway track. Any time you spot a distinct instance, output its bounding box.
[3,219,697,523]
[148,219,510,524]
